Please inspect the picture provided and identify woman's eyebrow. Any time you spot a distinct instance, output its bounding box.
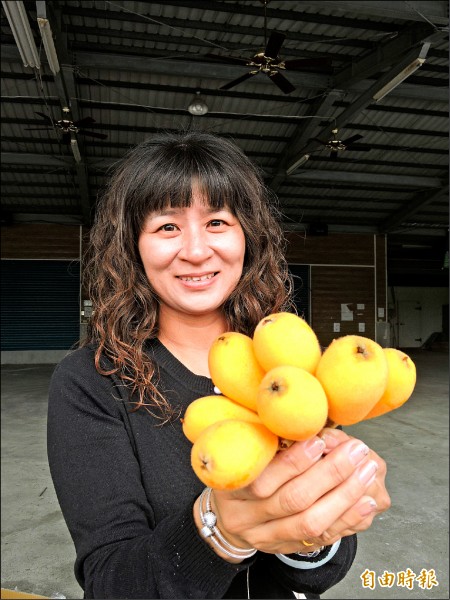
[145,204,231,221]
[147,208,182,218]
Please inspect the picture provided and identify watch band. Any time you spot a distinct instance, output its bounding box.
[275,538,341,570]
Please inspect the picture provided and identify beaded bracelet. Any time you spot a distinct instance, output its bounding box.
[198,487,257,560]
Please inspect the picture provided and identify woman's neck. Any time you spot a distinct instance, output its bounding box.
[157,308,228,377]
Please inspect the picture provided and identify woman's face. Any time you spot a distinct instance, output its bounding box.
[138,184,246,320]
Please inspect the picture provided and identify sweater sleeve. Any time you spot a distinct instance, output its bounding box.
[47,349,250,599]
[261,535,357,597]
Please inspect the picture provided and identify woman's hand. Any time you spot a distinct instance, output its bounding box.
[320,426,391,523]
[195,428,390,561]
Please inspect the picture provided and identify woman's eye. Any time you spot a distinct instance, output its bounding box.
[159,223,178,232]
[209,219,226,227]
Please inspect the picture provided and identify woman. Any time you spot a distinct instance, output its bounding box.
[47,131,390,599]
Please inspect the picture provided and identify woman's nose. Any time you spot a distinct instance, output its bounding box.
[178,228,214,263]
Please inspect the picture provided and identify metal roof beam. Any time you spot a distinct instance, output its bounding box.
[37,3,93,225]
[1,152,73,167]
[62,4,395,36]
[74,51,333,89]
[269,90,341,192]
[3,153,442,189]
[334,22,436,88]
[303,1,449,25]
[289,170,442,188]
[380,184,449,232]
[3,44,447,102]
[285,44,436,174]
[79,50,450,102]
[35,2,70,110]
[65,25,345,62]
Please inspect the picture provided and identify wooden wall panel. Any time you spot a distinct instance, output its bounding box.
[285,232,374,265]
[311,266,375,348]
[1,224,80,259]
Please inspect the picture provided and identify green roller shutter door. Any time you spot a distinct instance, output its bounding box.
[1,260,80,350]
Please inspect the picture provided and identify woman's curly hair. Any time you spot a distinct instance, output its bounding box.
[83,130,295,420]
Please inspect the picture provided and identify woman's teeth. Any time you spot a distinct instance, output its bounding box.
[179,273,215,282]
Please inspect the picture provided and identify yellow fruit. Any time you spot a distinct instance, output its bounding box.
[208,332,265,411]
[315,335,388,426]
[257,365,328,441]
[182,394,261,443]
[253,312,322,374]
[191,420,279,490]
[364,348,416,420]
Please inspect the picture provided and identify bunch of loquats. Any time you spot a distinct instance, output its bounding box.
[182,312,416,491]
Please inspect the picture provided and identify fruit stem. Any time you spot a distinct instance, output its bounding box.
[278,438,294,451]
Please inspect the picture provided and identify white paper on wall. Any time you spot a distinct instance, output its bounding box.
[341,303,354,321]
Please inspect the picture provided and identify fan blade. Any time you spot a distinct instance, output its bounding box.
[35,111,54,125]
[345,144,371,152]
[268,71,295,94]
[330,151,338,160]
[310,137,328,147]
[25,127,53,131]
[283,57,333,73]
[219,71,256,91]
[265,32,285,59]
[74,116,97,128]
[205,53,249,66]
[77,130,108,140]
[342,134,363,146]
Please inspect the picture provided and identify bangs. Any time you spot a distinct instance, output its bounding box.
[138,152,244,217]
[143,170,232,215]
[117,132,262,230]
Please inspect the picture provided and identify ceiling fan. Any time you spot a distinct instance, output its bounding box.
[206,0,333,94]
[310,128,370,160]
[26,112,108,143]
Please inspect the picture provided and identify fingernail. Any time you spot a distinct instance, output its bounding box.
[357,460,378,484]
[359,499,378,516]
[349,442,370,466]
[304,438,326,460]
[319,432,340,450]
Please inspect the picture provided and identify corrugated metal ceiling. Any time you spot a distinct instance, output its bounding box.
[1,0,448,282]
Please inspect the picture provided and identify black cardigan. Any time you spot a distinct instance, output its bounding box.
[47,339,357,599]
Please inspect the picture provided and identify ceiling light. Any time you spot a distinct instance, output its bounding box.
[188,91,209,116]
[373,44,430,102]
[2,0,40,69]
[286,154,310,175]
[37,17,60,74]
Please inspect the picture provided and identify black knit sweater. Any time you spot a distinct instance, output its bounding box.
[47,339,357,599]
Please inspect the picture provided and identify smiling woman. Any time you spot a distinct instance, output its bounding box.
[83,132,293,411]
[47,131,391,600]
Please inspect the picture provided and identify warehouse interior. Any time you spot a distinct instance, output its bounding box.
[1,1,448,599]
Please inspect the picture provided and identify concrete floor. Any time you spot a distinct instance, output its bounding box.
[1,351,448,600]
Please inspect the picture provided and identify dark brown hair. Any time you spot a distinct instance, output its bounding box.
[83,130,294,420]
